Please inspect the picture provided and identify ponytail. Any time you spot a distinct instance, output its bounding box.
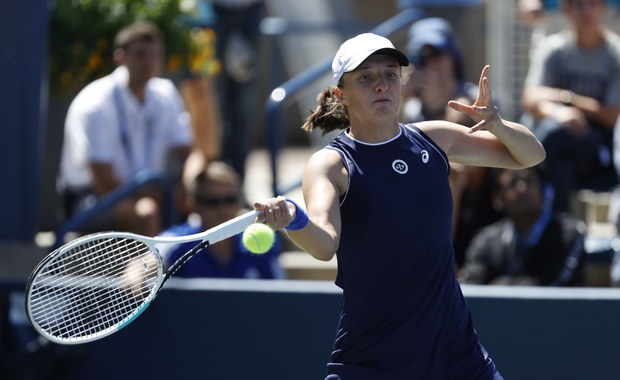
[301,87,350,135]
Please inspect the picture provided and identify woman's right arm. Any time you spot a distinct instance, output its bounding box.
[254,148,346,261]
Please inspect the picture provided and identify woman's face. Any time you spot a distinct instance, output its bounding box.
[340,54,402,124]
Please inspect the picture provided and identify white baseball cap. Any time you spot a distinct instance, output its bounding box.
[332,33,409,85]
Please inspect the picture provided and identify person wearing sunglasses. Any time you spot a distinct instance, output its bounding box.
[458,166,586,286]
[401,17,475,125]
[402,17,503,271]
[157,161,283,279]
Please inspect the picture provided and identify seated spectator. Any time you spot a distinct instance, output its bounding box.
[213,0,266,181]
[459,166,587,286]
[59,21,193,236]
[521,0,620,213]
[158,161,283,279]
[402,17,502,268]
[402,18,477,125]
[611,241,620,286]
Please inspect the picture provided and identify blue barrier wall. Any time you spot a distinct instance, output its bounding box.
[0,0,48,240]
[4,279,620,380]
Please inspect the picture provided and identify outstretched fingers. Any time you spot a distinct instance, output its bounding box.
[447,100,486,119]
[470,104,500,133]
[447,100,470,114]
[474,65,492,107]
[448,65,500,133]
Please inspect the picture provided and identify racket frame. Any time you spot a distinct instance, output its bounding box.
[25,210,257,344]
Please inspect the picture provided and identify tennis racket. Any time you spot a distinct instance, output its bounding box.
[25,210,258,345]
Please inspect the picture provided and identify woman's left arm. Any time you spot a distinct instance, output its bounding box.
[421,65,546,168]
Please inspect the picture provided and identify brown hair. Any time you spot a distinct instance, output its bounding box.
[188,161,241,197]
[301,84,350,135]
[113,21,164,51]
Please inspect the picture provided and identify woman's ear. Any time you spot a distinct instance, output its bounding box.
[334,87,347,105]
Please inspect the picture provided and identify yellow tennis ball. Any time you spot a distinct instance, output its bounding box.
[242,223,275,254]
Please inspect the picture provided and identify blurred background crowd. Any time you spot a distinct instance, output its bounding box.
[2,0,620,283]
[3,0,620,285]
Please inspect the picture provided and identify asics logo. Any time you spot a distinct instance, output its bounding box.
[421,150,429,163]
[392,159,408,174]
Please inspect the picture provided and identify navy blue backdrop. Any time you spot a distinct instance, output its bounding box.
[3,279,620,380]
[0,0,48,240]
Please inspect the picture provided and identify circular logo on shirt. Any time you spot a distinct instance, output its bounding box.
[392,159,408,174]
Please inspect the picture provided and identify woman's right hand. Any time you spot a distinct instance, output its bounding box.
[253,196,296,230]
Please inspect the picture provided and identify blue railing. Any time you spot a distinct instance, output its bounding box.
[53,169,173,249]
[264,8,423,196]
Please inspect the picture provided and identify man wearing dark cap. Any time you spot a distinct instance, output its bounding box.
[402,17,502,270]
[401,17,475,125]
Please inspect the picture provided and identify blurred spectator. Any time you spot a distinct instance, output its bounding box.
[158,161,283,279]
[459,166,587,286]
[402,18,475,124]
[610,239,620,286]
[174,3,223,188]
[519,0,549,58]
[530,0,620,10]
[212,0,265,180]
[59,21,193,236]
[519,0,545,27]
[397,0,486,83]
[609,117,620,232]
[519,0,620,58]
[521,0,620,213]
[397,0,482,7]
[403,17,501,268]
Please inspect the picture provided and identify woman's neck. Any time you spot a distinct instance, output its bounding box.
[347,121,400,143]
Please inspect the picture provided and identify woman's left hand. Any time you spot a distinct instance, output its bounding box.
[447,65,501,133]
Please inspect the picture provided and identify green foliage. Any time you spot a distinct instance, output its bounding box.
[48,0,218,95]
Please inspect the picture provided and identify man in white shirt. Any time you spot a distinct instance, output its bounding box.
[59,21,193,236]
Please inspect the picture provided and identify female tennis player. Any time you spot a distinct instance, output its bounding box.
[254,33,545,379]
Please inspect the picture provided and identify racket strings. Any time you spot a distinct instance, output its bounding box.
[29,238,153,339]
[28,236,160,342]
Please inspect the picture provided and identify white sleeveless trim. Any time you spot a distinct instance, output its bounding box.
[344,126,402,146]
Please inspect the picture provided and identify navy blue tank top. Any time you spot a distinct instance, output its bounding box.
[325,124,497,379]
